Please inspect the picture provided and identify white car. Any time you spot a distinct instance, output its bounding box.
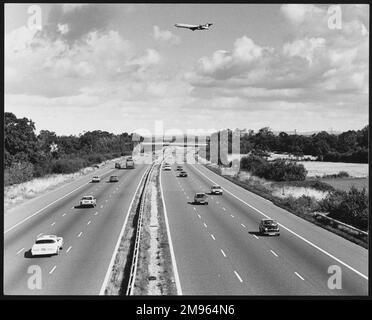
[92,176,100,183]
[79,195,97,207]
[164,165,171,171]
[31,235,63,256]
[211,185,223,195]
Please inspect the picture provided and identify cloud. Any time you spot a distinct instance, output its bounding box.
[152,25,181,45]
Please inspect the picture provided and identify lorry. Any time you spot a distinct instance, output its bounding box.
[115,158,134,169]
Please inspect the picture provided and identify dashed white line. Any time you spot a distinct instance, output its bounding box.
[270,250,278,257]
[51,222,56,226]
[203,223,208,228]
[87,220,91,225]
[62,213,66,217]
[253,235,259,239]
[234,271,243,283]
[37,233,43,237]
[210,234,216,240]
[94,212,98,215]
[294,272,305,280]
[222,207,226,211]
[77,232,83,238]
[241,223,246,228]
[220,249,226,257]
[16,248,25,255]
[230,214,234,218]
[193,207,196,211]
[66,246,72,253]
[49,266,57,274]
[197,214,201,219]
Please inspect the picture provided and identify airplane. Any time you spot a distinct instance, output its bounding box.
[174,23,213,31]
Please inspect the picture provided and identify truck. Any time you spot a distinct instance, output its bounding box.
[126,158,135,169]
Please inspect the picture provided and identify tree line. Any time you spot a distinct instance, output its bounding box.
[4,112,142,186]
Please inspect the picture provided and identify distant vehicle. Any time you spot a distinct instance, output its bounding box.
[211,185,223,195]
[175,23,213,31]
[91,176,100,183]
[164,165,172,171]
[80,196,97,207]
[179,171,188,177]
[115,162,121,169]
[194,192,208,205]
[176,165,183,171]
[259,219,280,236]
[126,158,135,169]
[109,175,119,182]
[93,164,100,168]
[31,235,63,256]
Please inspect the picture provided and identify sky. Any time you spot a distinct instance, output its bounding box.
[4,3,369,136]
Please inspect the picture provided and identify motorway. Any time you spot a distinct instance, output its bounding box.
[4,160,149,295]
[161,147,368,295]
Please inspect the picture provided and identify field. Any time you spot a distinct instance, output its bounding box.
[318,177,369,192]
[298,161,368,178]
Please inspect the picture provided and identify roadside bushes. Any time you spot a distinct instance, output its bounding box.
[240,155,307,181]
[319,187,368,230]
[4,162,34,186]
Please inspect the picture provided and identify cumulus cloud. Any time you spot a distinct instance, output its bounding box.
[152,25,181,45]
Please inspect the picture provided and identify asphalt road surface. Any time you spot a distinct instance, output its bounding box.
[160,151,368,295]
[4,161,149,295]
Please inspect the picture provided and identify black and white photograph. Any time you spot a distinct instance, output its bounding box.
[3,3,369,299]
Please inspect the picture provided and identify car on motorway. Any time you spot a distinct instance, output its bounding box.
[194,192,208,205]
[79,196,97,207]
[31,235,64,256]
[211,185,223,195]
[176,165,183,171]
[164,164,172,171]
[259,219,280,236]
[179,171,188,177]
[115,163,120,169]
[109,175,119,182]
[91,176,100,183]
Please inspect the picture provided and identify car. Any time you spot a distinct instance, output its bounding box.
[79,196,97,207]
[91,176,100,183]
[176,165,183,171]
[194,192,208,205]
[211,185,223,195]
[115,163,120,169]
[164,165,172,171]
[109,175,119,182]
[259,219,280,236]
[179,171,188,177]
[31,235,63,256]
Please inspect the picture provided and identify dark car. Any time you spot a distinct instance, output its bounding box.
[109,175,119,182]
[179,171,188,177]
[194,193,208,205]
[176,165,183,171]
[259,219,280,236]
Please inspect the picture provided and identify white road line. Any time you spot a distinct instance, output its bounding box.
[100,166,152,295]
[241,223,246,228]
[62,213,66,217]
[94,212,98,215]
[159,162,183,295]
[49,266,56,274]
[253,235,259,239]
[71,207,74,209]
[222,207,226,211]
[51,222,56,226]
[270,250,278,257]
[234,270,243,283]
[192,165,368,281]
[87,220,91,225]
[77,232,83,238]
[37,233,43,237]
[203,223,208,228]
[197,214,201,219]
[211,234,216,240]
[221,249,227,257]
[294,272,305,280]
[231,214,234,218]
[193,207,196,211]
[100,205,103,208]
[16,248,25,255]
[66,246,72,253]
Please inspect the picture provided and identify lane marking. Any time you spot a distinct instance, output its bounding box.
[231,214,234,218]
[241,223,246,228]
[295,272,305,280]
[221,249,226,257]
[253,235,259,239]
[37,233,43,237]
[51,222,56,226]
[193,207,196,211]
[210,234,216,240]
[222,207,226,211]
[159,162,183,296]
[77,232,83,238]
[94,212,98,215]
[100,166,152,295]
[87,220,91,225]
[192,165,368,281]
[203,223,208,228]
[49,266,56,274]
[270,250,278,257]
[66,246,72,253]
[62,213,66,217]
[16,248,25,255]
[197,214,201,219]
[234,270,243,283]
